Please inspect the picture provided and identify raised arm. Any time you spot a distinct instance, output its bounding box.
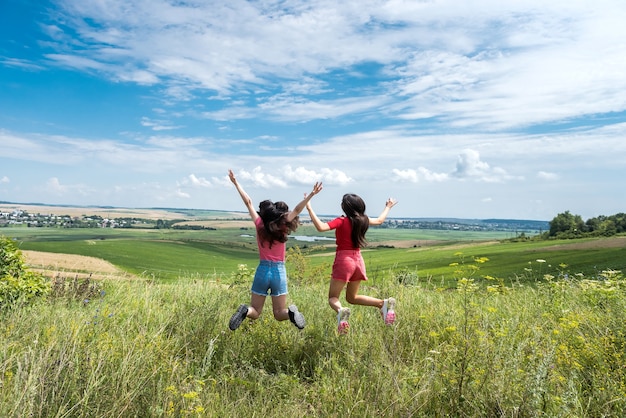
[228,169,259,221]
[285,182,323,222]
[306,200,331,232]
[368,198,398,226]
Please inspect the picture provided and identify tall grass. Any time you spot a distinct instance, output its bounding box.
[1,263,625,417]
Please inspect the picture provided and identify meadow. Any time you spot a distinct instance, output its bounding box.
[5,224,626,286]
[1,222,626,417]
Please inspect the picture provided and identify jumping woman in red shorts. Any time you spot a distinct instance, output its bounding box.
[306,193,397,334]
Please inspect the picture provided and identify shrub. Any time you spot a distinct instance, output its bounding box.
[0,235,50,309]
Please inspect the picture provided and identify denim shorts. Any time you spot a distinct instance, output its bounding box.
[251,260,288,296]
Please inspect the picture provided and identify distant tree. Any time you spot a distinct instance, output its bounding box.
[548,211,585,237]
[614,213,626,233]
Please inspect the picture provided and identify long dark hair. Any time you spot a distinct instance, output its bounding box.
[257,200,299,248]
[341,194,369,248]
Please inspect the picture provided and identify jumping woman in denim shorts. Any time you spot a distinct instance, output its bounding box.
[306,193,397,334]
[227,169,322,331]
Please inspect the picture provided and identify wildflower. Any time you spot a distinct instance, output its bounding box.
[183,391,198,399]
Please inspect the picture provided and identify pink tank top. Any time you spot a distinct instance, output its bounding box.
[255,216,286,262]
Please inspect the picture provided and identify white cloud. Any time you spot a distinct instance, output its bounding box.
[175,189,190,199]
[451,149,519,183]
[1,176,9,184]
[141,117,182,131]
[46,177,67,193]
[419,167,449,182]
[37,0,626,130]
[187,174,211,188]
[392,169,418,183]
[239,167,287,189]
[451,149,492,179]
[393,167,449,183]
[283,166,352,186]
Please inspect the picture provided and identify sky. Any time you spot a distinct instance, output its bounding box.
[1,0,626,221]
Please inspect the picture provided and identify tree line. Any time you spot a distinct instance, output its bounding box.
[547,211,626,238]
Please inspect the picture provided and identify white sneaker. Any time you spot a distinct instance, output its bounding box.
[337,307,351,334]
[381,298,396,325]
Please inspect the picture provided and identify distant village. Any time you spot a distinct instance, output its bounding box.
[0,209,146,229]
[0,209,548,234]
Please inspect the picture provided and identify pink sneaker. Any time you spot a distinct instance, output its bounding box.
[337,307,351,334]
[381,298,396,325]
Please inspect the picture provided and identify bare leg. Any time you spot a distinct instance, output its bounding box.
[229,293,265,331]
[345,281,384,308]
[328,279,346,313]
[270,294,289,321]
[247,293,266,320]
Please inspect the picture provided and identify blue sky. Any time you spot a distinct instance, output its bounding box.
[1,0,625,221]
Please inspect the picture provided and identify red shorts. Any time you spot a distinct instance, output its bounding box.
[331,250,368,282]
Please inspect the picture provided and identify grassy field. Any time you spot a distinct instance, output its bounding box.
[2,222,626,416]
[4,225,626,285]
[1,268,624,417]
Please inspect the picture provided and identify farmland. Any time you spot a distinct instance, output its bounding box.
[3,221,624,285]
[2,205,626,417]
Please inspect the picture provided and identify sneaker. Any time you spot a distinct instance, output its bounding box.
[229,304,249,331]
[381,298,396,325]
[337,307,351,335]
[288,305,306,329]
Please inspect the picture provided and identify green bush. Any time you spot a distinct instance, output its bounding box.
[0,236,50,309]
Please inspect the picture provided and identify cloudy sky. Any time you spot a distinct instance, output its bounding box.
[1,0,625,221]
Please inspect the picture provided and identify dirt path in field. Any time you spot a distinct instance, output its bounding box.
[22,250,137,280]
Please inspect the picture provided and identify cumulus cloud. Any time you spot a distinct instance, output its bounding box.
[418,167,449,182]
[392,169,419,183]
[187,174,212,188]
[283,166,352,186]
[239,167,287,188]
[452,149,491,178]
[1,176,9,184]
[451,149,518,183]
[46,177,67,193]
[393,167,448,183]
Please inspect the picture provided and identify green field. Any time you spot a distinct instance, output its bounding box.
[2,225,626,416]
[2,262,625,416]
[3,225,625,284]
